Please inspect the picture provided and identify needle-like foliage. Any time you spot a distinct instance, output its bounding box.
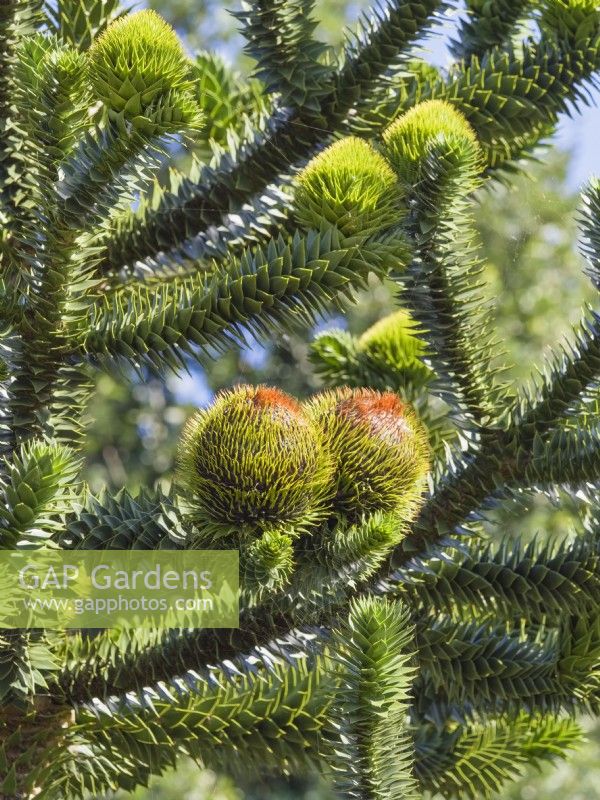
[1,0,600,798]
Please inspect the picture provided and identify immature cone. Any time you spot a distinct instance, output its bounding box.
[382,99,480,189]
[178,385,333,534]
[89,10,202,135]
[294,136,401,238]
[358,309,432,386]
[305,388,430,521]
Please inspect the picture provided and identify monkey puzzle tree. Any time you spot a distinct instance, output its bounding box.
[2,0,600,798]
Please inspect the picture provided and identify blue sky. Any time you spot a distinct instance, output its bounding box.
[554,102,600,189]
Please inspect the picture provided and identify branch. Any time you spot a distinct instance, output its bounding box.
[394,119,509,427]
[81,228,407,372]
[350,29,600,171]
[415,712,581,799]
[43,647,336,797]
[44,0,122,50]
[389,531,600,622]
[329,597,417,800]
[234,0,332,110]
[416,615,600,716]
[449,0,535,62]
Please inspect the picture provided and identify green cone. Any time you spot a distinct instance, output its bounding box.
[382,99,481,189]
[358,309,432,386]
[294,136,401,238]
[89,10,202,135]
[177,385,333,536]
[305,387,430,521]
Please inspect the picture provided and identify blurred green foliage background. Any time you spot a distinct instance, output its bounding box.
[90,1,600,797]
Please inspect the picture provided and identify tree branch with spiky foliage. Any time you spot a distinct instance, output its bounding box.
[2,0,600,798]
